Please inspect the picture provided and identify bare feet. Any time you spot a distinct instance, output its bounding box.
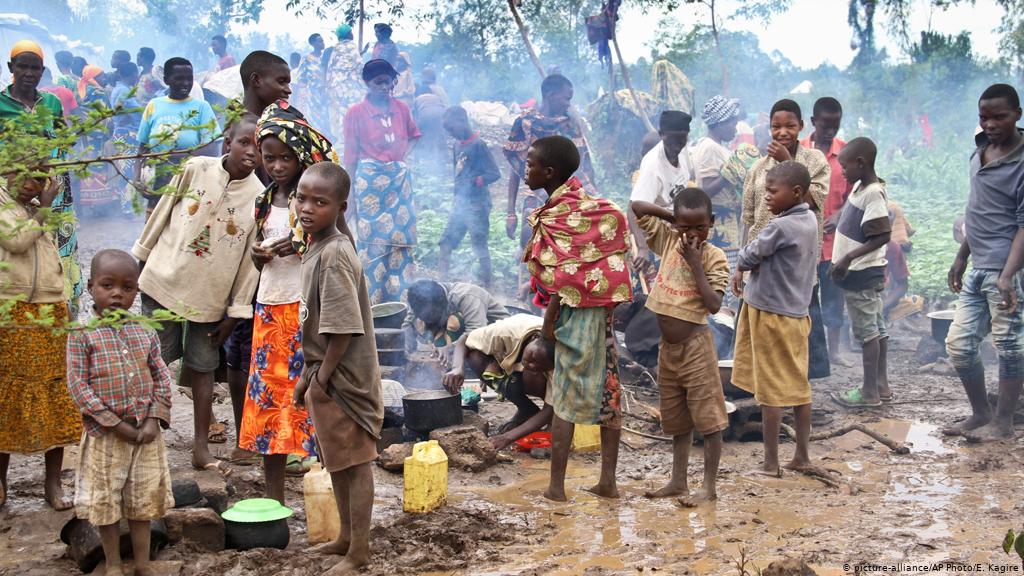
[783,460,831,477]
[942,414,991,436]
[227,447,258,464]
[542,487,567,502]
[103,564,125,576]
[192,457,232,478]
[749,465,781,478]
[312,538,350,556]
[643,483,688,498]
[830,355,854,368]
[677,488,716,508]
[323,555,369,575]
[582,483,620,499]
[963,421,1016,443]
[135,566,156,576]
[43,482,72,511]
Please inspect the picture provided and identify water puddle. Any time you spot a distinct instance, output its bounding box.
[831,419,953,455]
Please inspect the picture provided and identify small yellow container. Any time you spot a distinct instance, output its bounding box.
[572,424,602,452]
[403,440,448,513]
[303,462,340,543]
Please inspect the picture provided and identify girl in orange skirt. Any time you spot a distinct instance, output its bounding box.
[240,102,336,504]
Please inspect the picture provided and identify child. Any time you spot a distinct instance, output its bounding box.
[132,113,263,476]
[0,174,81,511]
[731,161,820,477]
[632,187,731,506]
[884,198,916,319]
[293,162,383,573]
[830,138,893,407]
[67,250,174,576]
[442,314,556,444]
[401,279,509,355]
[523,135,633,502]
[238,101,336,502]
[439,105,501,286]
[945,83,1024,442]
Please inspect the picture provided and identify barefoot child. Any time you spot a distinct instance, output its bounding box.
[132,113,263,476]
[293,162,383,573]
[237,101,336,502]
[831,138,893,407]
[945,83,1024,442]
[633,187,731,505]
[67,250,174,576]
[731,161,820,476]
[523,135,633,502]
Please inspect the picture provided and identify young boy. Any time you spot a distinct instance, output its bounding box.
[731,161,820,476]
[884,198,916,319]
[523,135,633,502]
[946,83,1024,443]
[401,279,509,354]
[442,314,556,444]
[632,187,731,506]
[831,137,893,408]
[67,250,174,576]
[439,105,501,286]
[131,113,263,476]
[293,162,383,574]
[238,50,292,118]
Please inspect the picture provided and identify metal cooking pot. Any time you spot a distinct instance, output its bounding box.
[402,390,463,432]
[375,328,405,350]
[927,310,955,344]
[372,302,408,329]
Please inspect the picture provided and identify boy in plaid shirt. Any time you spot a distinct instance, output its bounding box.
[66,250,174,576]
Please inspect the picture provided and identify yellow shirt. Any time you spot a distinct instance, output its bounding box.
[465,314,544,375]
[638,215,730,324]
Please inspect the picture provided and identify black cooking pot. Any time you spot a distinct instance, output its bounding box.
[378,349,408,366]
[372,302,408,330]
[402,390,463,432]
[927,310,955,344]
[375,328,405,350]
[224,518,290,550]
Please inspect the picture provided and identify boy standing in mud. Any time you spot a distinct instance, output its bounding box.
[632,187,731,506]
[522,135,632,502]
[293,162,383,574]
[945,83,1024,443]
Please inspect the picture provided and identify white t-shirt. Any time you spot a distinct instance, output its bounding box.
[256,205,302,305]
[692,136,731,184]
[630,141,694,207]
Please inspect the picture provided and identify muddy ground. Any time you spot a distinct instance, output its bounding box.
[2,214,1023,576]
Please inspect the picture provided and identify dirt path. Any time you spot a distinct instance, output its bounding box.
[2,217,1023,575]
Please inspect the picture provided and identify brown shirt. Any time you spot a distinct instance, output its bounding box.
[300,234,383,438]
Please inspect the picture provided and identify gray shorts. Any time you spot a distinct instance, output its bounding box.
[142,294,222,373]
[843,283,888,345]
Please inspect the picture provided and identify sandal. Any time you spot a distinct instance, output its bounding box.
[880,392,895,402]
[831,388,882,408]
[285,455,315,476]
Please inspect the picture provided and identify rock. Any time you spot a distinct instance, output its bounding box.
[761,558,818,576]
[377,426,405,452]
[171,478,202,508]
[163,508,225,552]
[429,424,500,472]
[914,335,946,365]
[378,442,414,472]
[461,410,490,435]
[194,470,233,513]
[529,448,551,460]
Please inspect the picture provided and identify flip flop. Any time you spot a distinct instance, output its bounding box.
[831,388,882,408]
[880,392,895,402]
[195,460,233,478]
[285,455,316,476]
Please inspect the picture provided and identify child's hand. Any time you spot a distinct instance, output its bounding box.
[677,235,703,272]
[901,241,913,253]
[632,247,652,274]
[442,368,464,394]
[505,213,518,240]
[251,243,275,267]
[830,257,851,281]
[293,376,311,409]
[208,318,239,347]
[767,141,792,162]
[730,269,744,297]
[270,237,297,257]
[111,421,141,444]
[824,211,840,235]
[948,257,968,293]
[138,418,160,444]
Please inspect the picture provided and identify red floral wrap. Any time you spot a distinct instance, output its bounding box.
[524,177,633,308]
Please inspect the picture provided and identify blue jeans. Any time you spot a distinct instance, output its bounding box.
[945,268,1024,381]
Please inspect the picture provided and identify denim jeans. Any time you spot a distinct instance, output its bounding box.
[945,268,1024,381]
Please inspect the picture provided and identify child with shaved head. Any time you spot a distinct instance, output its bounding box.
[732,160,821,477]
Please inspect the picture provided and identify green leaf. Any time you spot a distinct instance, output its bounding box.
[1014,531,1024,561]
[1004,529,1016,554]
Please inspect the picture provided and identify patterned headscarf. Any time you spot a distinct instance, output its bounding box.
[78,65,103,100]
[702,95,740,128]
[254,99,338,253]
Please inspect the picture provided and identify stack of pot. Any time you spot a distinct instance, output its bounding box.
[372,303,408,380]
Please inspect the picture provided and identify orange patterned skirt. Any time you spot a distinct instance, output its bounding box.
[0,301,82,453]
[239,302,316,457]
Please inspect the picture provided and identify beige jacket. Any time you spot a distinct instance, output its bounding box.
[132,156,263,322]
[0,186,66,303]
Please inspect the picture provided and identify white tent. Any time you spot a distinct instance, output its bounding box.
[789,80,813,95]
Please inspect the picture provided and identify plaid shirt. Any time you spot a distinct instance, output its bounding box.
[66,322,173,437]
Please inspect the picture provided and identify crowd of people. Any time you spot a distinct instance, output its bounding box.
[0,25,1022,575]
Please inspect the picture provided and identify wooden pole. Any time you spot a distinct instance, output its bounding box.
[612,32,656,133]
[507,0,546,79]
[358,0,365,52]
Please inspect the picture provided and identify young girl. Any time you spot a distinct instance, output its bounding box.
[0,174,82,510]
[238,101,337,503]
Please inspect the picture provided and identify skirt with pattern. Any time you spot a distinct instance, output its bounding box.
[0,301,82,453]
[239,302,317,457]
[354,159,417,305]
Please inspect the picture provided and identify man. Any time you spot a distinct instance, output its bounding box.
[371,23,399,66]
[210,34,236,72]
[109,49,131,72]
[802,96,853,368]
[136,47,165,104]
[503,74,597,247]
[54,49,76,91]
[693,95,742,258]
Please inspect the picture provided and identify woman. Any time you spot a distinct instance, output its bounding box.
[393,52,415,107]
[740,99,831,379]
[294,33,329,132]
[323,24,366,142]
[343,59,421,304]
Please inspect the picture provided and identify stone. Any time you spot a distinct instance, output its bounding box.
[378,442,414,472]
[429,424,499,472]
[171,478,202,508]
[194,470,233,513]
[163,508,225,552]
[461,410,490,435]
[529,448,551,460]
[761,558,818,576]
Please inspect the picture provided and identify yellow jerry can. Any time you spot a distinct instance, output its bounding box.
[303,461,341,543]
[403,440,448,513]
[572,424,602,452]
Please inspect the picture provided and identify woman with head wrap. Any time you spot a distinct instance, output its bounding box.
[323,23,366,142]
[237,100,336,501]
[693,95,743,257]
[76,64,105,105]
[372,23,399,67]
[343,59,421,304]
